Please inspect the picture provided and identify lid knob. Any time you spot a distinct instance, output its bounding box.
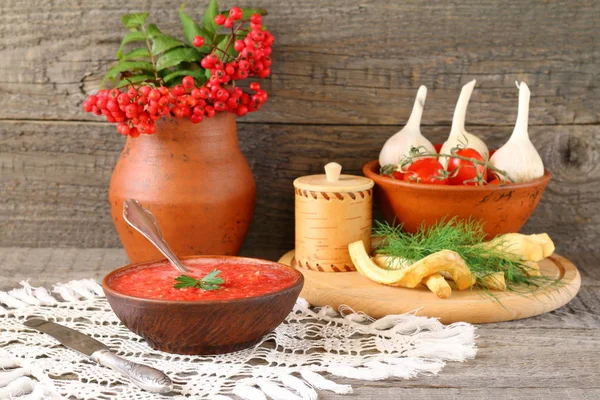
[324,162,342,182]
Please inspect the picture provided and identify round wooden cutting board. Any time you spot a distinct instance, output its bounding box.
[278,251,581,324]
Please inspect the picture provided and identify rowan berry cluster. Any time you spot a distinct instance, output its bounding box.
[82,8,272,137]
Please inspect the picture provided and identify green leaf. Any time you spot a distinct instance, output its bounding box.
[121,12,149,29]
[121,48,151,61]
[116,30,146,59]
[115,73,155,88]
[173,270,224,291]
[162,69,207,84]
[151,35,185,56]
[179,4,202,43]
[202,0,219,35]
[219,7,267,20]
[173,275,199,289]
[146,23,163,39]
[156,47,202,70]
[179,4,213,52]
[103,61,154,82]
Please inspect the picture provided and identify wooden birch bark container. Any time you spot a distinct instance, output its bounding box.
[294,162,374,272]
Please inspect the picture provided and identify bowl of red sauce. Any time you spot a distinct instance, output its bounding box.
[102,256,303,355]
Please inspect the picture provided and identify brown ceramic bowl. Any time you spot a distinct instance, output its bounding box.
[363,160,551,239]
[102,256,303,355]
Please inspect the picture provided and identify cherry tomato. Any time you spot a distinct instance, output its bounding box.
[403,158,448,185]
[390,171,404,180]
[446,148,487,185]
[434,143,443,153]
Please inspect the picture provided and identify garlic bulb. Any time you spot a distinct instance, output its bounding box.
[489,82,544,182]
[440,79,489,167]
[378,85,436,167]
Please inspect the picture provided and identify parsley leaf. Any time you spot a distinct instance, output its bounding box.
[173,269,224,291]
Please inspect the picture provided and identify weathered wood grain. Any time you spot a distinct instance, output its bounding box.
[0,0,598,125]
[0,247,598,399]
[1,121,598,256]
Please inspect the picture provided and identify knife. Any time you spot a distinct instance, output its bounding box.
[24,318,173,393]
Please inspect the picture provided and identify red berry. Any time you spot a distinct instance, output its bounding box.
[216,89,230,101]
[116,123,130,136]
[87,95,98,105]
[106,99,120,112]
[214,101,227,111]
[171,85,185,97]
[244,37,256,48]
[146,123,156,134]
[234,40,245,52]
[236,104,249,116]
[190,114,203,124]
[139,86,151,97]
[225,64,235,76]
[193,105,205,115]
[191,88,203,99]
[199,87,210,99]
[240,93,251,105]
[192,36,205,47]
[170,106,183,118]
[127,88,138,98]
[108,89,120,99]
[129,127,140,138]
[158,96,168,107]
[229,7,243,20]
[148,89,161,101]
[205,106,215,117]
[238,60,250,71]
[250,14,262,25]
[227,98,239,109]
[117,93,130,105]
[215,14,226,25]
[182,76,195,89]
[249,82,261,91]
[258,68,271,78]
[224,17,234,28]
[181,106,192,117]
[251,31,265,42]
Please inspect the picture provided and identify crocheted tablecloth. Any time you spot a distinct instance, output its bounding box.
[0,279,476,399]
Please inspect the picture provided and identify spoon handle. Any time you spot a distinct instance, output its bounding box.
[122,199,189,273]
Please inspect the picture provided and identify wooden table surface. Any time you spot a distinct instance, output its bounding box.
[1,247,598,399]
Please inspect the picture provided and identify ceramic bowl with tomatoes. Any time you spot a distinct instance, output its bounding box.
[363,158,551,240]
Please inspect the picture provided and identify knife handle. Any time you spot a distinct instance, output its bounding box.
[92,349,173,393]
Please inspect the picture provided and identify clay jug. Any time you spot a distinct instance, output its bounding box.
[109,112,255,263]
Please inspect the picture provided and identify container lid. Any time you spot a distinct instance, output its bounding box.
[293,162,374,192]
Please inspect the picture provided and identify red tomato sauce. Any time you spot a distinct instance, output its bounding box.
[109,259,298,301]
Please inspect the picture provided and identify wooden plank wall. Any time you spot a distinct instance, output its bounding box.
[0,0,598,258]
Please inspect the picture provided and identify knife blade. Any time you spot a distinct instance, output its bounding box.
[24,318,173,393]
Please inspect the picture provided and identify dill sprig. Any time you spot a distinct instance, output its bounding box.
[373,218,559,292]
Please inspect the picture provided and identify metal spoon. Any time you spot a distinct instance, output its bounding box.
[122,199,189,273]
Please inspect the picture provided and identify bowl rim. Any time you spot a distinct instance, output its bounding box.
[102,255,304,305]
[363,159,551,191]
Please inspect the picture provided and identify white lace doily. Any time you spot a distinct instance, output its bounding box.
[0,279,477,399]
